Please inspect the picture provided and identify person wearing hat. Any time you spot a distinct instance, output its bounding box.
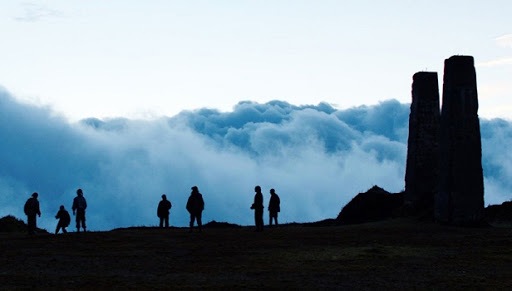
[157,194,172,228]
[186,186,205,232]
[24,192,41,235]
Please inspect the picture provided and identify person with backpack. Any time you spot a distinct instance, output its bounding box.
[186,186,205,232]
[24,192,41,235]
[72,188,87,232]
[55,205,71,234]
[268,188,281,226]
[157,194,172,228]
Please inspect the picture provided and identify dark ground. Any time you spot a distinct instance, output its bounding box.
[1,219,512,290]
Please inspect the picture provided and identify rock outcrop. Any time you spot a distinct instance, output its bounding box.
[0,215,48,233]
[337,186,403,224]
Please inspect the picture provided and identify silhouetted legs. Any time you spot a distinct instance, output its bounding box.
[255,209,264,232]
[76,209,86,232]
[27,214,37,235]
[55,222,68,234]
[269,212,278,226]
[159,216,169,228]
[189,213,202,232]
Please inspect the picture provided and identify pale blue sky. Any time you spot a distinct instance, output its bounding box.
[1,1,511,121]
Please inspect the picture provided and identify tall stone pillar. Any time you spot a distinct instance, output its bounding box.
[404,72,440,215]
[436,55,484,225]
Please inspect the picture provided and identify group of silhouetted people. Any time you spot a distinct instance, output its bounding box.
[158,186,205,232]
[23,188,88,235]
[159,185,280,232]
[24,185,281,235]
[250,186,281,232]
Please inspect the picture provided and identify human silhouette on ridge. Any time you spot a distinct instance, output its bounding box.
[157,194,172,228]
[72,188,87,232]
[268,188,281,226]
[24,192,41,235]
[55,205,71,234]
[251,186,264,232]
[186,186,205,232]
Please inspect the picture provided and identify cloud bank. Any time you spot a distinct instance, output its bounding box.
[0,89,510,231]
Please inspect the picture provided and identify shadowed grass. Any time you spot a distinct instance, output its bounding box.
[0,218,512,289]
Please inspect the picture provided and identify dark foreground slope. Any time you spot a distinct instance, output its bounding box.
[1,219,512,290]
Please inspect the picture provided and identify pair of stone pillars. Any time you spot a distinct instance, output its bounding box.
[404,55,484,225]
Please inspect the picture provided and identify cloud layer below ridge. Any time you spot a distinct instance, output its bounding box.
[0,89,510,231]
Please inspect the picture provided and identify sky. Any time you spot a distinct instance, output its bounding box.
[0,1,511,121]
[1,1,512,231]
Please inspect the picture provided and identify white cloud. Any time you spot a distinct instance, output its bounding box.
[14,2,62,22]
[477,57,512,68]
[496,34,512,48]
[474,34,512,68]
[0,90,510,231]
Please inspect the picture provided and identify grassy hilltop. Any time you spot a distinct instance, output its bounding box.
[1,217,512,289]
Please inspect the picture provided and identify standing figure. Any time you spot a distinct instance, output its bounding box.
[250,185,264,232]
[24,192,41,235]
[186,186,205,232]
[55,205,71,234]
[268,188,281,226]
[157,194,172,228]
[72,188,87,232]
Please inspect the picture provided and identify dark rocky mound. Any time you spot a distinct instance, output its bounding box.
[336,186,404,224]
[0,215,27,232]
[485,201,512,224]
[0,215,48,233]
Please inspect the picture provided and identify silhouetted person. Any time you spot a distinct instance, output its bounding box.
[55,205,71,234]
[24,192,41,235]
[72,188,87,232]
[268,188,281,226]
[157,194,172,228]
[251,185,264,232]
[186,186,204,232]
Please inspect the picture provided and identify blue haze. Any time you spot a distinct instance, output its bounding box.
[0,89,510,231]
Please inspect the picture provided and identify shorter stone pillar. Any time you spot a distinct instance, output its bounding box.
[404,72,440,215]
